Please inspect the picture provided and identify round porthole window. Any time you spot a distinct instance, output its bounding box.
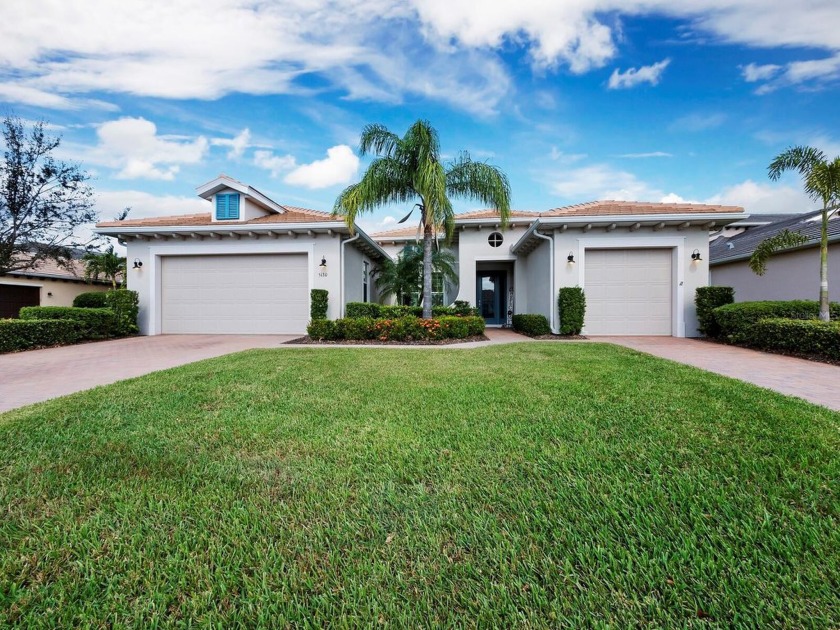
[488,232,503,247]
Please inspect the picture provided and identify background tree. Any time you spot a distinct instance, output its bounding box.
[334,120,511,318]
[768,146,840,321]
[374,242,458,305]
[0,116,96,276]
[83,244,126,289]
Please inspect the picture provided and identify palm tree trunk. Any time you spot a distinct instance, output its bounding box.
[819,207,830,322]
[422,220,433,319]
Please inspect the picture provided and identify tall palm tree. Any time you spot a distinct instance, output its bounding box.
[334,120,511,318]
[374,242,459,305]
[769,146,840,321]
[82,244,125,290]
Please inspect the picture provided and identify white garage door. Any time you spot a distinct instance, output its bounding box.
[584,249,672,335]
[161,254,309,334]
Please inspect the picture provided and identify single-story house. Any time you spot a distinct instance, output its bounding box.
[1,258,110,318]
[710,209,840,302]
[96,174,745,337]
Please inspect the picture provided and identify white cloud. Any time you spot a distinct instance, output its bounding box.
[211,128,251,159]
[95,189,209,221]
[669,112,727,133]
[549,147,587,163]
[284,145,360,189]
[752,53,840,94]
[253,149,297,178]
[704,179,815,214]
[356,214,399,233]
[89,117,209,180]
[608,59,671,89]
[547,164,665,201]
[741,62,781,82]
[616,151,673,158]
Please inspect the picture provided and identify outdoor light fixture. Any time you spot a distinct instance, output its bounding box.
[691,249,702,262]
[567,252,576,264]
[132,258,143,269]
[320,256,327,269]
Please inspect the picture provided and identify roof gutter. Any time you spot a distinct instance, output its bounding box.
[532,227,557,334]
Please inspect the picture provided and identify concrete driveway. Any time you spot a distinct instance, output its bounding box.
[0,335,295,413]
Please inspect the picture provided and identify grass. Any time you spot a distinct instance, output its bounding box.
[0,343,838,627]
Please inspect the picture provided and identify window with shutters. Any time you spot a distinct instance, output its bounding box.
[215,193,241,220]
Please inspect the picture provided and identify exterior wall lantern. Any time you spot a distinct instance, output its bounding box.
[567,252,576,264]
[690,249,702,262]
[132,258,143,269]
[320,256,327,269]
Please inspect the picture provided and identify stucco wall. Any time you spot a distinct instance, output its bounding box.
[711,243,840,302]
[343,243,380,306]
[453,224,529,306]
[126,233,346,334]
[522,240,551,321]
[0,276,109,307]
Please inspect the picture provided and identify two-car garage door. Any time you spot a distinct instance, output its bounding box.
[161,254,309,334]
[584,249,673,335]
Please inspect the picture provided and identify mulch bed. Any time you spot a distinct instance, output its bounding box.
[527,334,588,341]
[284,334,490,346]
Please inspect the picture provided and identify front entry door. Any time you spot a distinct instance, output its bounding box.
[476,272,506,325]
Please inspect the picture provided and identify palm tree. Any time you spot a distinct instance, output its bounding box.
[334,120,511,318]
[769,146,840,321]
[374,242,459,305]
[82,244,126,290]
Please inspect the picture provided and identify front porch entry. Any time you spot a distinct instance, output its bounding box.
[475,261,514,326]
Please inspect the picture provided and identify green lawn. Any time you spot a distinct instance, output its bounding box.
[1,343,838,627]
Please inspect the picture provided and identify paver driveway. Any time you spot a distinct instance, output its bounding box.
[602,336,840,411]
[0,335,295,412]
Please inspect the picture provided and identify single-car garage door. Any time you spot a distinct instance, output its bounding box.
[0,284,40,318]
[584,249,672,335]
[161,254,309,334]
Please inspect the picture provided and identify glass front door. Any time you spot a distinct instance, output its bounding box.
[476,272,506,325]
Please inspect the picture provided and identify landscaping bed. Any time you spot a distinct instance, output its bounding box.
[287,334,489,345]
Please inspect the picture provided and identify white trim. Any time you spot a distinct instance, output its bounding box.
[147,242,315,335]
[0,280,43,288]
[576,236,686,337]
[473,255,517,262]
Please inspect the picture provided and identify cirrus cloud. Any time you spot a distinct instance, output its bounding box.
[608,59,671,89]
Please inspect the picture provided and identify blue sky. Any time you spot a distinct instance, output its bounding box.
[2,1,839,234]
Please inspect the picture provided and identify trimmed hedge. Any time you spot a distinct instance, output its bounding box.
[0,319,82,353]
[512,314,551,336]
[310,289,329,320]
[72,291,109,308]
[106,290,139,336]
[695,286,734,337]
[307,316,485,342]
[750,318,840,361]
[558,287,586,335]
[344,302,480,319]
[713,300,840,342]
[19,306,116,339]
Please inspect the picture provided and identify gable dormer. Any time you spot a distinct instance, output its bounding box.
[195,174,288,223]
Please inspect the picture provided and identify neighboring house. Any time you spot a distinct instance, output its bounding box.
[710,209,840,302]
[0,258,110,318]
[95,175,745,337]
[709,214,800,241]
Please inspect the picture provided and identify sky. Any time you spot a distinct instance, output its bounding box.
[2,0,840,236]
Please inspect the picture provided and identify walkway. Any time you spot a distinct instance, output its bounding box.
[601,336,840,411]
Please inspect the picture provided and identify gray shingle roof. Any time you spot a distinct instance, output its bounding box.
[710,210,840,265]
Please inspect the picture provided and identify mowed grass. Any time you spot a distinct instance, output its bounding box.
[0,343,838,627]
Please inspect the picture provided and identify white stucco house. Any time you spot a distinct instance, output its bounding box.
[96,175,745,337]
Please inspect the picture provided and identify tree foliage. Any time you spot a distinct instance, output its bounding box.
[83,244,126,289]
[748,229,809,276]
[373,242,458,306]
[334,119,511,317]
[0,116,96,275]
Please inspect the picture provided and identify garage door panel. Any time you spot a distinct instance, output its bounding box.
[161,254,309,334]
[584,249,672,336]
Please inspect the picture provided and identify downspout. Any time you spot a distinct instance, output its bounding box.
[339,233,360,318]
[532,227,557,334]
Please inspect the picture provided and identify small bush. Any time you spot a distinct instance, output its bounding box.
[713,300,840,343]
[306,316,484,342]
[381,305,423,318]
[106,290,139,336]
[512,314,551,336]
[310,289,329,320]
[450,300,480,317]
[346,302,382,318]
[750,318,840,361]
[0,319,82,353]
[19,306,116,339]
[558,287,586,335]
[695,286,735,337]
[307,319,339,341]
[72,292,109,308]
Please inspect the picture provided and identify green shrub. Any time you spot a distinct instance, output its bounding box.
[340,316,379,340]
[306,316,484,342]
[0,319,82,353]
[558,287,586,335]
[381,305,423,318]
[750,318,840,361]
[106,290,139,336]
[512,314,551,336]
[310,289,329,320]
[72,291,109,308]
[346,302,382,318]
[450,300,480,317]
[713,300,840,343]
[464,316,486,336]
[307,319,339,341]
[695,286,735,337]
[19,306,116,339]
